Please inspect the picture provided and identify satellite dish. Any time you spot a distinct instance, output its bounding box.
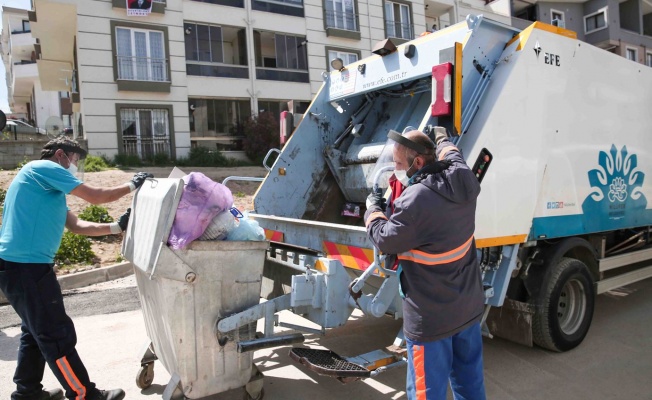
[44,116,64,139]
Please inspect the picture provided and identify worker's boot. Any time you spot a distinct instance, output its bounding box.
[95,389,126,400]
[37,388,64,400]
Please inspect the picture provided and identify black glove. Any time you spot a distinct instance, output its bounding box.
[366,188,386,212]
[130,172,153,191]
[117,208,131,232]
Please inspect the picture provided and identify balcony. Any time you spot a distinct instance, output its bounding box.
[252,0,304,17]
[9,30,36,58]
[116,56,171,92]
[13,61,38,81]
[385,21,415,42]
[325,10,361,40]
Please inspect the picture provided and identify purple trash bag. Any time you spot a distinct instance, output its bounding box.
[167,172,234,249]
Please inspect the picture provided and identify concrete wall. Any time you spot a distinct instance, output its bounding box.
[0,138,48,169]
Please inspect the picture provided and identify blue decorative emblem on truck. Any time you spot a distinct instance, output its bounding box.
[582,145,647,224]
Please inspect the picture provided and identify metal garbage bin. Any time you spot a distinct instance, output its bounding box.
[123,178,268,399]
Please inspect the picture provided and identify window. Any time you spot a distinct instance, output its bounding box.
[385,1,413,40]
[325,0,357,31]
[116,27,167,82]
[184,23,223,63]
[252,0,304,17]
[327,50,358,71]
[626,47,637,61]
[184,23,249,78]
[584,8,607,34]
[647,52,652,67]
[120,108,171,158]
[254,31,309,82]
[551,9,564,27]
[189,98,251,136]
[189,0,244,7]
[22,20,30,32]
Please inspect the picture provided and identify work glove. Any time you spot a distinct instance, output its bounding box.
[109,208,131,234]
[129,172,154,192]
[365,188,386,212]
[433,126,449,146]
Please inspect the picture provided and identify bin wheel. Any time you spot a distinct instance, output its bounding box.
[247,388,264,400]
[136,363,155,389]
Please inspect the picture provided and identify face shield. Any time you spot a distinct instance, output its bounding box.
[369,128,436,190]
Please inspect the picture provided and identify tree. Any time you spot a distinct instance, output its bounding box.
[242,111,280,163]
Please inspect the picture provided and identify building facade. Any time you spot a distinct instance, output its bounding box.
[1,6,71,130]
[510,0,652,66]
[28,0,511,160]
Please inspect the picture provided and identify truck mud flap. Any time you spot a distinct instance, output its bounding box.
[289,348,370,381]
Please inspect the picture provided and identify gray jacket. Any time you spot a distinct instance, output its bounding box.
[365,139,484,342]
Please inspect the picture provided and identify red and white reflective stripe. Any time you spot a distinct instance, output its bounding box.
[399,235,474,266]
[412,344,427,400]
[56,356,86,400]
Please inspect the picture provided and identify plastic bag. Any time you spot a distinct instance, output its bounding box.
[168,172,234,249]
[198,210,238,241]
[226,212,265,241]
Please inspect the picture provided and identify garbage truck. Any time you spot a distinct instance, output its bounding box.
[125,14,652,397]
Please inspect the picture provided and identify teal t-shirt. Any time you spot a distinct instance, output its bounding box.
[0,160,82,263]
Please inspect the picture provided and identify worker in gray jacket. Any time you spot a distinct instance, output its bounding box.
[365,128,486,400]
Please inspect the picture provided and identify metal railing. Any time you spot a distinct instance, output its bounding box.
[324,10,359,31]
[385,20,414,40]
[122,136,170,158]
[116,56,168,82]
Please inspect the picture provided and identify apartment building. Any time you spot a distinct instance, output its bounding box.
[28,0,510,160]
[510,0,652,66]
[1,6,70,130]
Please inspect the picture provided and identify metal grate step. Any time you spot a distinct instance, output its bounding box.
[289,348,370,379]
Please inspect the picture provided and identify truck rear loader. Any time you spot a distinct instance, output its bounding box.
[127,14,652,396]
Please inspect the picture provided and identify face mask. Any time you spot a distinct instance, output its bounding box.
[394,169,410,187]
[63,153,78,176]
[394,157,417,187]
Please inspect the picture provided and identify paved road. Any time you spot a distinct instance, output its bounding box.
[1,277,651,399]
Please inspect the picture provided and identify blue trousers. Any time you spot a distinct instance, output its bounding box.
[406,323,486,400]
[0,260,101,400]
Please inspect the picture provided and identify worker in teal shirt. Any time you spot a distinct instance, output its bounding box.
[0,137,152,400]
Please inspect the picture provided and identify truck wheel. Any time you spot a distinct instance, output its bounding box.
[532,257,595,352]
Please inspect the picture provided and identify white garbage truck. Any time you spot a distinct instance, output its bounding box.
[247,13,652,361]
[126,14,652,395]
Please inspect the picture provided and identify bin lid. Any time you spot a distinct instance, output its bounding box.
[122,178,184,274]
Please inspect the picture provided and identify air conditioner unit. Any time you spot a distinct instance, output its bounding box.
[552,19,565,28]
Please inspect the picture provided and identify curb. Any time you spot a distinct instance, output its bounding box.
[0,261,134,305]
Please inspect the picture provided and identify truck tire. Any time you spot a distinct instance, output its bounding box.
[532,257,595,352]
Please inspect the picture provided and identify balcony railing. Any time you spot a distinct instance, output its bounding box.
[385,20,414,40]
[116,56,168,82]
[325,10,359,31]
[122,136,170,159]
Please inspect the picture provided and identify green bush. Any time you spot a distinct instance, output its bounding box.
[78,205,114,223]
[55,231,95,265]
[83,155,111,172]
[113,153,143,167]
[16,157,29,170]
[148,152,171,166]
[0,188,6,214]
[177,146,229,167]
